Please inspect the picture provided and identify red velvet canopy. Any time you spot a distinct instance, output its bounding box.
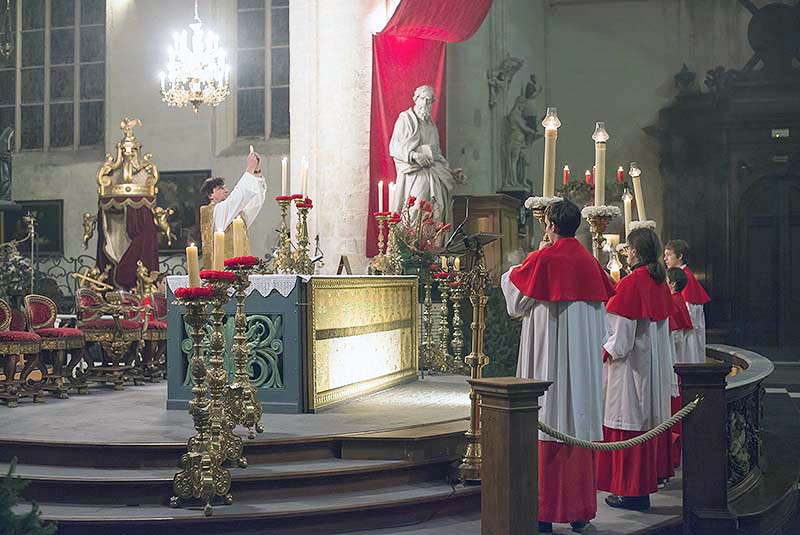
[367,0,493,256]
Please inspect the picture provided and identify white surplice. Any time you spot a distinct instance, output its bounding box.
[501,271,606,442]
[603,314,675,431]
[213,171,267,232]
[684,302,706,364]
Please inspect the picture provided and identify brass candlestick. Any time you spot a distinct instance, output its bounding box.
[449,274,465,369]
[586,215,613,260]
[273,198,294,273]
[459,250,492,484]
[207,280,247,469]
[171,295,232,516]
[224,263,264,440]
[421,271,434,373]
[384,219,403,275]
[293,202,313,275]
[532,206,549,243]
[435,273,452,372]
[368,214,392,275]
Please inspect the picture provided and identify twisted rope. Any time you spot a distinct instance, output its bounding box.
[537,396,702,451]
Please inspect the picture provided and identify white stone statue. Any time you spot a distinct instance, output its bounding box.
[389,85,465,224]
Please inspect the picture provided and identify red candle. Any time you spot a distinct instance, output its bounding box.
[617,166,624,183]
[584,169,592,185]
[562,165,570,186]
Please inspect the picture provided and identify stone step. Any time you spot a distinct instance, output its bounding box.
[21,479,480,535]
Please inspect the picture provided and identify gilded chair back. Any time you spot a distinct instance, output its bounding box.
[24,294,57,330]
[75,287,105,323]
[0,298,11,331]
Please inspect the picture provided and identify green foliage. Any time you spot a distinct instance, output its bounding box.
[0,458,56,535]
[482,288,522,378]
[556,179,627,208]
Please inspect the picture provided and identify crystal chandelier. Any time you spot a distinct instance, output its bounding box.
[0,0,14,60]
[159,0,230,114]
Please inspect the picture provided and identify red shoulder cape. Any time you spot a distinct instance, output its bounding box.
[606,266,673,321]
[669,292,693,331]
[508,237,616,302]
[681,266,711,305]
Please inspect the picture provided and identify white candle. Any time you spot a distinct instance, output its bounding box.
[629,163,646,220]
[186,243,200,288]
[213,231,225,271]
[454,257,461,271]
[623,191,633,239]
[388,183,395,213]
[301,157,309,198]
[232,217,246,257]
[592,122,609,207]
[281,156,288,196]
[541,108,561,197]
[378,180,384,213]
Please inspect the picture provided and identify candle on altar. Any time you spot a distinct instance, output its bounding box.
[378,180,384,213]
[301,157,309,198]
[454,257,461,271]
[562,165,570,186]
[388,183,395,213]
[585,170,592,185]
[541,108,561,197]
[186,243,200,288]
[213,231,225,271]
[441,256,448,271]
[281,156,288,196]
[592,122,609,207]
[232,217,246,257]
[623,190,633,239]
[617,166,624,183]
[610,266,621,283]
[629,162,646,220]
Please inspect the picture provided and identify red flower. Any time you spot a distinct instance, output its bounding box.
[407,196,417,207]
[429,263,440,271]
[224,256,259,268]
[274,195,292,202]
[432,272,449,279]
[175,286,215,299]
[200,270,237,282]
[425,219,434,225]
[296,202,313,209]
[423,201,433,213]
[290,194,304,199]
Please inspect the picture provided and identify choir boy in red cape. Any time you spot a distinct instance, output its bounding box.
[597,228,675,511]
[666,267,693,471]
[664,240,710,364]
[501,199,615,534]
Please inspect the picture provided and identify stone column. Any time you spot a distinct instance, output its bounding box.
[290,0,386,274]
[469,377,551,535]
[675,362,737,535]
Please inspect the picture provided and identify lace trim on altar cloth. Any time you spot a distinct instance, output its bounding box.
[166,274,311,298]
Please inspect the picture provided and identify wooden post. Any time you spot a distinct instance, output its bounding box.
[469,377,551,535]
[675,363,738,535]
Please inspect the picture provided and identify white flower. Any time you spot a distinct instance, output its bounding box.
[630,220,657,231]
[581,205,622,219]
[524,196,563,210]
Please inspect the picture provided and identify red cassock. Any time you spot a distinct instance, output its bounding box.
[681,266,710,364]
[597,266,674,497]
[503,237,615,523]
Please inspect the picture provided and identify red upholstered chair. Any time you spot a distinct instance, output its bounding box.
[75,287,146,390]
[24,294,87,398]
[140,292,167,382]
[0,298,43,407]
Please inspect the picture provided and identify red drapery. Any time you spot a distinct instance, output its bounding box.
[366,0,493,257]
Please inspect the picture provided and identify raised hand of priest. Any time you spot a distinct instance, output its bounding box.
[246,152,261,175]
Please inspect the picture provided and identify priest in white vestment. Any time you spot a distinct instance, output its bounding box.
[501,199,615,534]
[389,85,461,224]
[664,240,710,364]
[597,228,675,511]
[200,152,268,268]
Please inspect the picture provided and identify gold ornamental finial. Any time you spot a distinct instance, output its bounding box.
[96,118,160,202]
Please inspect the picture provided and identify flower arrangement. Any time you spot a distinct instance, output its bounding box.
[390,196,451,268]
[524,196,562,211]
[581,205,622,219]
[174,286,215,299]
[224,256,259,268]
[630,220,657,231]
[0,249,32,302]
[199,269,237,282]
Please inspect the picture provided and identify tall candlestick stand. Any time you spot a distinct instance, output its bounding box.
[435,273,452,372]
[527,197,561,244]
[223,262,264,440]
[421,271,434,373]
[532,207,549,243]
[449,275,465,371]
[207,280,247,469]
[384,218,403,275]
[368,214,392,275]
[293,201,313,275]
[459,247,492,484]
[581,205,621,261]
[273,198,294,273]
[170,294,232,516]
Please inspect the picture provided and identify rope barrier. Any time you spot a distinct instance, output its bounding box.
[537,396,702,451]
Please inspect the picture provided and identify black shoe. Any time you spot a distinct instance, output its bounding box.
[538,521,553,533]
[570,521,591,533]
[605,493,651,511]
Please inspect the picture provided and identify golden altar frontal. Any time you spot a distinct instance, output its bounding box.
[305,276,419,411]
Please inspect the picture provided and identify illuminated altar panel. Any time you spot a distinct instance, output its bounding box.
[306,276,418,411]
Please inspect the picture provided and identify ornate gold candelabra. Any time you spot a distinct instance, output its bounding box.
[459,249,492,484]
[449,274,465,369]
[170,294,232,516]
[421,271,434,373]
[384,218,403,275]
[532,206,549,244]
[273,198,295,273]
[435,272,452,372]
[586,215,613,260]
[224,262,264,440]
[207,280,247,469]
[369,214,392,275]
[293,201,313,275]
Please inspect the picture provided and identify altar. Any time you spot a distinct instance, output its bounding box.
[165,275,419,413]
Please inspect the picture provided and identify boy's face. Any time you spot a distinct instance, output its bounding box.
[209,184,229,204]
[664,248,682,268]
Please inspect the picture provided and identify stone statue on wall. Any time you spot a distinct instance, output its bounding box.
[502,95,540,190]
[486,55,524,108]
[389,85,466,224]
